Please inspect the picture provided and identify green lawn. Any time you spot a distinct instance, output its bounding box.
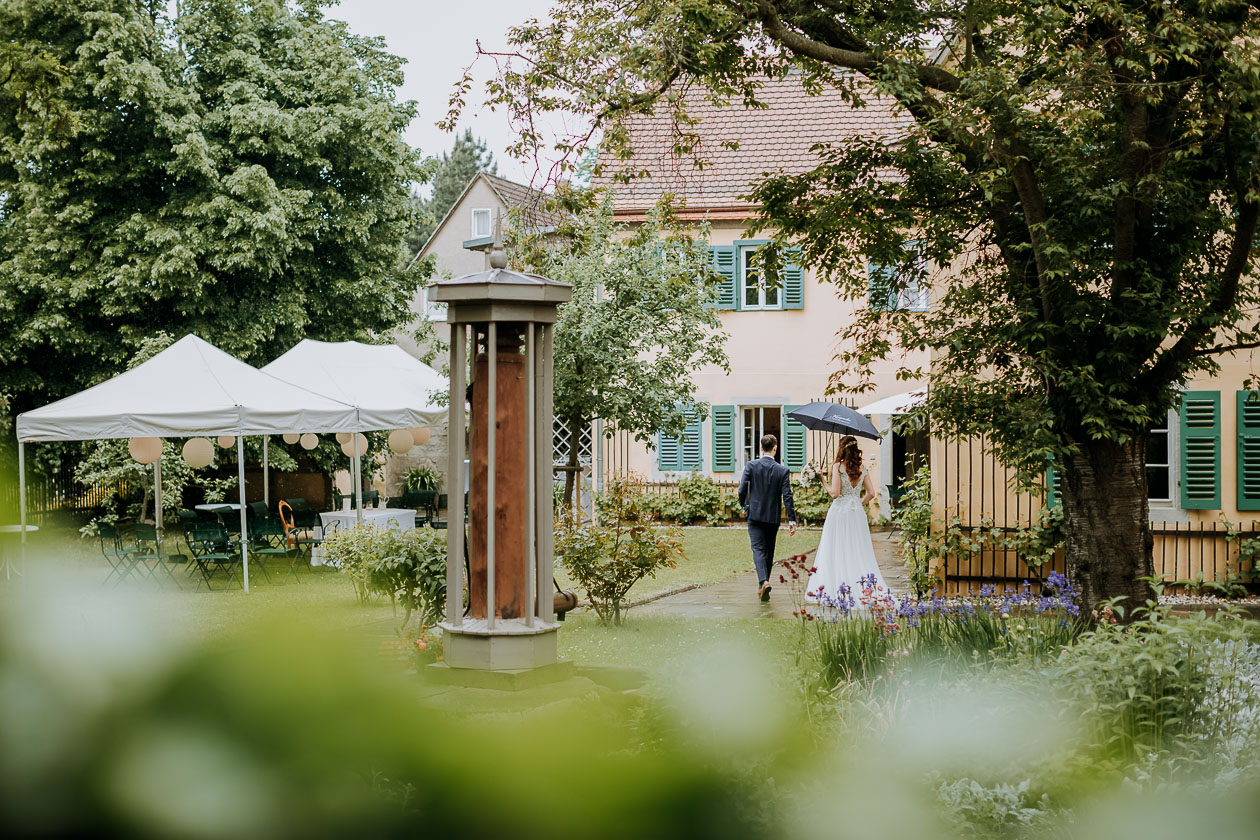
[555,611,802,677]
[9,523,816,649]
[554,525,820,602]
[9,525,399,643]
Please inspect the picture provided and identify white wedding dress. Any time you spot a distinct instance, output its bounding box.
[806,469,889,604]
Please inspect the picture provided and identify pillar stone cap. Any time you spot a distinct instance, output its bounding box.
[441,618,561,636]
[430,268,573,307]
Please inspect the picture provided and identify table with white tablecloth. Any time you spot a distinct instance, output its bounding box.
[310,508,416,565]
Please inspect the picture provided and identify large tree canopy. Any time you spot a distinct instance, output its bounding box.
[0,0,427,418]
[455,0,1260,612]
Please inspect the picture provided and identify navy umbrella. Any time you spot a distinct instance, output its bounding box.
[786,402,881,440]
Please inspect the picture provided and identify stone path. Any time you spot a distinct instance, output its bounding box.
[635,528,908,620]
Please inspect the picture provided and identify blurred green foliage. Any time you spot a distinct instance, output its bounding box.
[1,569,1259,838]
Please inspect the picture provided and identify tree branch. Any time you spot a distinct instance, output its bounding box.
[1149,192,1260,382]
[755,0,960,92]
[1191,338,1260,357]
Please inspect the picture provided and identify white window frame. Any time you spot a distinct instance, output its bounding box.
[738,404,785,466]
[421,286,446,320]
[896,275,930,312]
[471,208,492,238]
[871,240,931,312]
[1146,414,1173,504]
[739,246,783,311]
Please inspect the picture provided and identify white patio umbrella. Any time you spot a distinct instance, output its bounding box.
[857,388,928,416]
[262,340,448,521]
[15,335,358,591]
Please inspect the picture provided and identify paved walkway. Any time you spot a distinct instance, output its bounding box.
[636,528,907,620]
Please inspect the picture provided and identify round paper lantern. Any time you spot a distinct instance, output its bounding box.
[216,435,236,449]
[340,433,369,458]
[409,426,431,447]
[299,433,319,450]
[181,437,214,469]
[335,432,352,445]
[388,429,414,455]
[128,437,162,464]
[282,433,300,445]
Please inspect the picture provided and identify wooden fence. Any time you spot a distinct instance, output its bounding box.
[937,437,1258,595]
[0,467,135,524]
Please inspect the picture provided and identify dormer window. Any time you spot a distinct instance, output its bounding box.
[471,208,492,238]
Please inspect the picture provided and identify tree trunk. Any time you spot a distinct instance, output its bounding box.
[1059,436,1155,618]
[562,418,581,511]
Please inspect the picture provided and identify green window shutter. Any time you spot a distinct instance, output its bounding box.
[1237,391,1260,511]
[659,411,703,472]
[680,414,703,471]
[656,429,680,472]
[1045,459,1061,508]
[707,245,738,310]
[1180,390,1221,510]
[782,248,804,310]
[711,405,737,472]
[867,259,896,311]
[782,406,807,471]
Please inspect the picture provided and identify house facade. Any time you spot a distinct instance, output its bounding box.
[590,73,1259,591]
[592,76,928,509]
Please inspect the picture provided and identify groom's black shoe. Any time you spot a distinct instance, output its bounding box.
[759,582,772,602]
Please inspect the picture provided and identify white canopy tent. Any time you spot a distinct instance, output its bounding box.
[15,335,359,591]
[262,340,448,519]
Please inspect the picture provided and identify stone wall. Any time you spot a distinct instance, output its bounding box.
[379,422,453,499]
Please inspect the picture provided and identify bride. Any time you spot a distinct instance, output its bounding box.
[806,435,890,604]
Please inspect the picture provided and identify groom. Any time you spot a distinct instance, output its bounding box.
[738,434,796,602]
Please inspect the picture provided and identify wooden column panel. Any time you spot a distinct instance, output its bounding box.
[468,325,529,619]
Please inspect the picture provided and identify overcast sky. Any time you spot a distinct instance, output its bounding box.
[328,0,560,189]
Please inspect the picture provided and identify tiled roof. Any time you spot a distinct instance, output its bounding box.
[483,172,541,209]
[593,75,912,215]
[482,173,566,230]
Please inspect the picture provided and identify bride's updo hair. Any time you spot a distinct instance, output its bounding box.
[835,435,863,484]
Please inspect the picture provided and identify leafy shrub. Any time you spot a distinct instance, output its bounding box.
[675,473,729,524]
[1051,593,1260,765]
[934,777,1059,838]
[556,478,682,624]
[896,466,938,597]
[321,525,447,633]
[792,466,832,526]
[603,473,734,525]
[401,465,441,493]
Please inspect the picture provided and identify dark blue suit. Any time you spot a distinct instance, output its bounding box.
[738,455,796,586]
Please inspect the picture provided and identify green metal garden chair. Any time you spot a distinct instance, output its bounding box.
[246,515,291,584]
[184,523,241,591]
[134,523,186,589]
[98,522,138,586]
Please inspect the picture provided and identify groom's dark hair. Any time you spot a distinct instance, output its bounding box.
[760,434,777,452]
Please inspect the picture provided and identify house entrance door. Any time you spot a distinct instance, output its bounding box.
[742,406,783,464]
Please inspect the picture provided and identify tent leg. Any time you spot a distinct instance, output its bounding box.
[263,437,269,508]
[238,436,250,593]
[16,441,26,580]
[353,423,363,524]
[154,457,163,541]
